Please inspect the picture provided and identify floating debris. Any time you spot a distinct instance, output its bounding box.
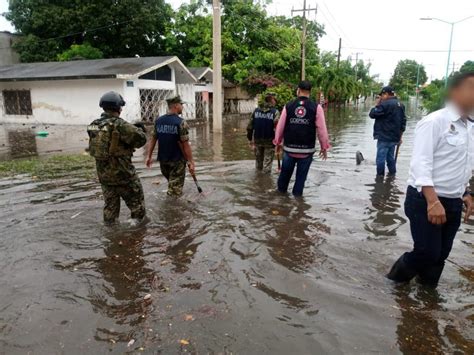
[127,339,135,347]
[70,212,82,219]
[143,294,152,301]
[179,339,190,346]
[185,250,194,256]
[184,314,194,321]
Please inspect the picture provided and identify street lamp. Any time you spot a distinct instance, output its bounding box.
[420,15,474,88]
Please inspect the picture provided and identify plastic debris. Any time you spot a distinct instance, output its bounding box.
[127,339,135,347]
[144,294,152,301]
[185,250,194,256]
[180,339,190,346]
[70,212,82,219]
[184,314,194,321]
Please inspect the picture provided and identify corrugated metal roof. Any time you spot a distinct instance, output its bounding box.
[0,56,197,83]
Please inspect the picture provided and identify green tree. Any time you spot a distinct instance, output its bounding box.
[460,60,474,73]
[421,79,445,113]
[57,43,103,61]
[389,59,427,98]
[261,84,296,110]
[6,0,173,62]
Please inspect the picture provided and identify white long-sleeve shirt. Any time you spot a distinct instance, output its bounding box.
[407,105,474,199]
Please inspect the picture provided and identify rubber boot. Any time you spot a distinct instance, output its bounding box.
[386,254,417,283]
[416,263,444,288]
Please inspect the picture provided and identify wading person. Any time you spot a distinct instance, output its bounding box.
[387,72,474,287]
[87,91,147,224]
[247,93,280,173]
[274,81,330,196]
[145,96,195,197]
[369,86,406,176]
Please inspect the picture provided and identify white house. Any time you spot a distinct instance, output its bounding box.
[0,56,197,125]
[188,67,214,120]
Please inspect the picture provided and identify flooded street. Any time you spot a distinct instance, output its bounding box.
[0,104,473,354]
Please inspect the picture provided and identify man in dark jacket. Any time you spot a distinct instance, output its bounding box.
[369,86,406,176]
[247,93,279,173]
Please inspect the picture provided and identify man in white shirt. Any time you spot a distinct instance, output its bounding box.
[387,71,474,287]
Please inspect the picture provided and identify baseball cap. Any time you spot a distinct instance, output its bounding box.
[379,86,394,95]
[166,95,184,104]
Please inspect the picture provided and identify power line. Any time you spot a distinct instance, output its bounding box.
[342,46,474,53]
[0,17,138,50]
[320,0,355,47]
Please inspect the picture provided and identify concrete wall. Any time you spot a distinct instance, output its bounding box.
[177,83,196,120]
[0,65,197,125]
[0,79,124,125]
[122,77,176,122]
[0,32,20,66]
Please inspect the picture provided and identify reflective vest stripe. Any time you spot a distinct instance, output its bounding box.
[283,146,317,154]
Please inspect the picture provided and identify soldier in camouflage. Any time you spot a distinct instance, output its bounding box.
[145,96,195,197]
[247,93,280,173]
[87,91,147,224]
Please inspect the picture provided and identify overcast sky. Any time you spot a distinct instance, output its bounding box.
[0,0,473,84]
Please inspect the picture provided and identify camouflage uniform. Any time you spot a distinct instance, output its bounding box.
[87,112,147,223]
[152,119,190,197]
[247,102,280,174]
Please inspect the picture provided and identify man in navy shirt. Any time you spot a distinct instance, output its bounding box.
[247,93,280,173]
[369,86,406,176]
[146,96,195,196]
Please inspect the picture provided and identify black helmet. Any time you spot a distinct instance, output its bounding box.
[99,91,126,110]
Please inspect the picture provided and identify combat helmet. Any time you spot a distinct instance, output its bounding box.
[99,91,126,111]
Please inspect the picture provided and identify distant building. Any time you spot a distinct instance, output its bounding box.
[188,67,214,120]
[0,56,197,125]
[188,66,256,118]
[223,81,256,115]
[0,32,20,66]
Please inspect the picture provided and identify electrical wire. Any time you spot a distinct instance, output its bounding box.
[342,46,474,53]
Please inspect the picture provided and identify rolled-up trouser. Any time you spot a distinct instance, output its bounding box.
[160,160,187,197]
[255,144,275,173]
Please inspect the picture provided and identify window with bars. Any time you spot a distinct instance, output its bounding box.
[3,90,32,115]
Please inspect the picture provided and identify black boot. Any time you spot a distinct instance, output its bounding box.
[386,254,417,283]
[416,263,444,288]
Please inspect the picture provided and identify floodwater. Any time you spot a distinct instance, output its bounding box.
[0,105,473,354]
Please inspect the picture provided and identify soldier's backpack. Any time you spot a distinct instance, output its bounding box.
[87,118,121,160]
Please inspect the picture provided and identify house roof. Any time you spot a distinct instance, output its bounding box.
[188,67,213,81]
[0,56,197,83]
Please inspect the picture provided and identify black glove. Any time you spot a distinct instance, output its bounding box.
[134,121,146,132]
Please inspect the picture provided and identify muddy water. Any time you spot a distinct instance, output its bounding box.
[0,105,473,354]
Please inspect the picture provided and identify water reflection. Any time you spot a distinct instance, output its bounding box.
[365,175,406,238]
[93,226,156,345]
[269,198,327,273]
[395,286,446,354]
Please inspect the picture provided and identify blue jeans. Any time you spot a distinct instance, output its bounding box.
[376,140,397,176]
[277,152,313,196]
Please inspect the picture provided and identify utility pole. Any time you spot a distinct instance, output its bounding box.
[292,1,317,81]
[212,0,223,132]
[353,52,362,80]
[336,38,342,68]
[420,15,474,88]
[415,63,421,116]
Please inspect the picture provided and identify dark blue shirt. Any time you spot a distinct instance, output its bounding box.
[154,114,185,162]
